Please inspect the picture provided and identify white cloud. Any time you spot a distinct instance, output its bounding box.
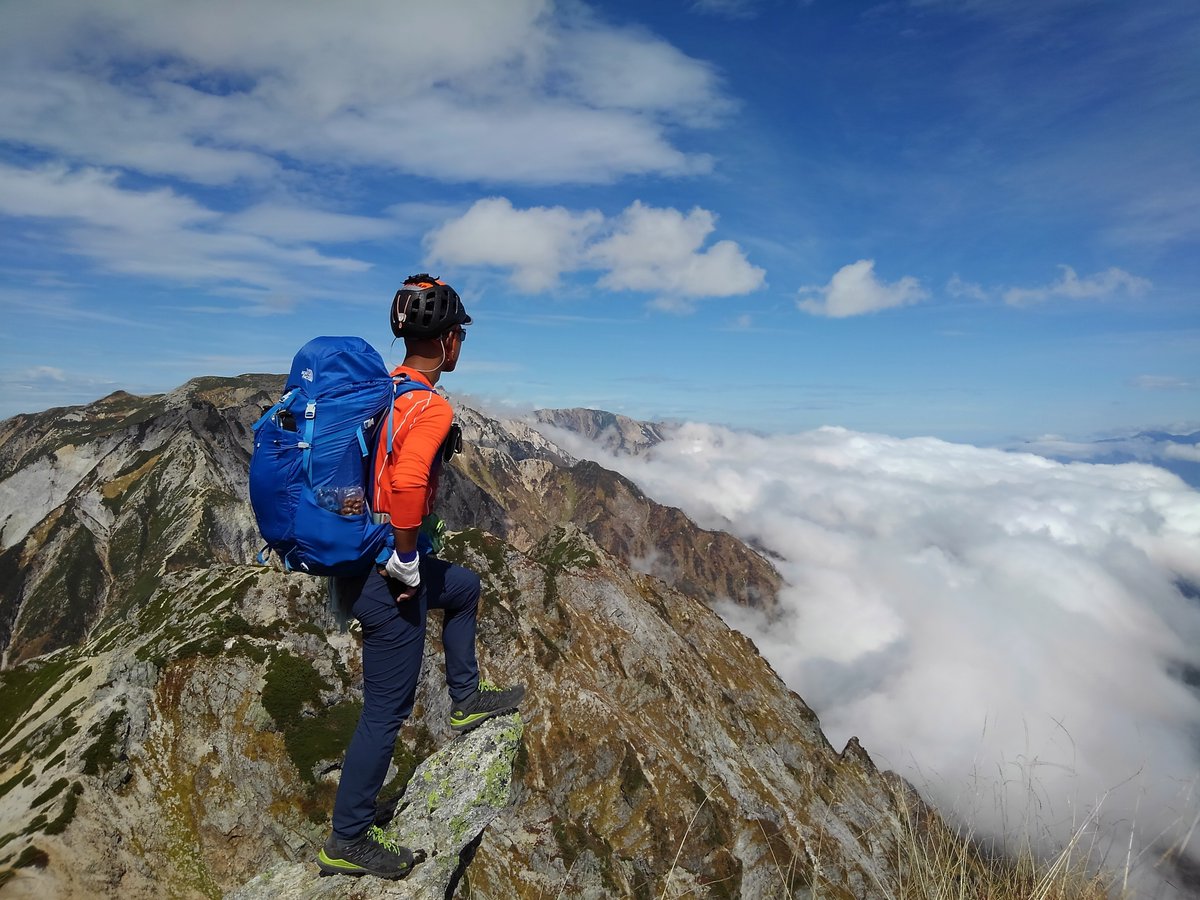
[425,198,604,292]
[591,202,766,299]
[1003,265,1152,307]
[0,3,745,313]
[1164,443,1200,463]
[17,366,66,384]
[946,273,989,300]
[0,162,215,230]
[0,0,726,186]
[549,422,1200,893]
[0,69,278,185]
[0,162,371,301]
[1016,431,1200,488]
[1134,375,1196,391]
[944,266,1156,310]
[556,25,733,126]
[226,204,400,244]
[426,198,764,303]
[797,259,928,318]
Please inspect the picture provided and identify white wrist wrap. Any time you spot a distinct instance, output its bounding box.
[385,551,420,587]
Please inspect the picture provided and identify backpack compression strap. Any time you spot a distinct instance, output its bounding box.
[301,400,317,478]
[252,389,298,432]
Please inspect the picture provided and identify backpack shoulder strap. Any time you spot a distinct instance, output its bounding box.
[385,374,436,453]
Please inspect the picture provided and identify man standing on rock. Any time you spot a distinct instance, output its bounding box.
[318,275,525,880]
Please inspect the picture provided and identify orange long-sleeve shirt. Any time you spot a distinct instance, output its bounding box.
[370,367,453,529]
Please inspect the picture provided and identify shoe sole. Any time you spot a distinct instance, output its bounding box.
[317,849,416,880]
[450,705,519,733]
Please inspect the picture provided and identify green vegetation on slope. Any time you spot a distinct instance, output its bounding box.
[261,649,361,824]
[28,778,69,809]
[0,654,82,742]
[18,525,104,659]
[81,708,125,777]
[42,783,82,836]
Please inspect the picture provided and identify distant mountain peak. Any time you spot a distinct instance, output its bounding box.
[533,406,675,456]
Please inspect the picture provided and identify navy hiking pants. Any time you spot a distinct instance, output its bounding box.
[331,556,481,840]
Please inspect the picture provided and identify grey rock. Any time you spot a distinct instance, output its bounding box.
[227,714,523,900]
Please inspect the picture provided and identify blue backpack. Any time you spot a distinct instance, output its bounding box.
[248,336,432,576]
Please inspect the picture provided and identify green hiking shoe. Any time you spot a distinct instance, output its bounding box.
[450,680,525,733]
[317,825,418,879]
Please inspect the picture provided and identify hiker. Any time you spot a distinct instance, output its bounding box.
[318,275,525,879]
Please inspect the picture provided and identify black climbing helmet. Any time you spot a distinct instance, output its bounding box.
[389,274,472,339]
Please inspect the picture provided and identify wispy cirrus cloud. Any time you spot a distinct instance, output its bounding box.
[0,162,373,302]
[0,286,162,329]
[690,0,775,18]
[1003,265,1152,307]
[0,0,727,188]
[945,274,989,301]
[0,364,123,415]
[944,265,1154,309]
[1133,375,1197,391]
[225,204,402,245]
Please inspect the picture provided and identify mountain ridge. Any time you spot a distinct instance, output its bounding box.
[0,372,966,898]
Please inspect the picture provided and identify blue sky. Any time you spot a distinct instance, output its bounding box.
[1,0,1197,443]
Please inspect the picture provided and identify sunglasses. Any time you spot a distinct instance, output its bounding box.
[450,327,467,342]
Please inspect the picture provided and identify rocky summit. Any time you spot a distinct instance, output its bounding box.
[0,374,967,898]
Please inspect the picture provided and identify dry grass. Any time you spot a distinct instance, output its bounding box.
[654,784,1129,900]
[564,746,1188,900]
[886,792,1124,900]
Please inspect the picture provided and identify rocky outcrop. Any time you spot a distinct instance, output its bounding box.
[229,714,524,900]
[0,567,338,899]
[0,524,932,899]
[441,527,921,898]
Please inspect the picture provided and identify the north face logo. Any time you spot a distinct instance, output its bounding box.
[301,368,314,382]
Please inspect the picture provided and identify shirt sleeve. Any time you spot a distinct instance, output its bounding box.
[387,397,453,529]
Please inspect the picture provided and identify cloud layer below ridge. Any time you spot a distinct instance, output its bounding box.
[547,421,1200,893]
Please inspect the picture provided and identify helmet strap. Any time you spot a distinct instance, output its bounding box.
[404,339,446,376]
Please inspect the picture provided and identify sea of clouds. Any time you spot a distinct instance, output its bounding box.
[546,421,1200,895]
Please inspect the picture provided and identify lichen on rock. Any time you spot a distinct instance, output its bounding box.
[227,713,523,900]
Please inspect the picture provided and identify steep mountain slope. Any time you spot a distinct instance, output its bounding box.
[443,525,932,899]
[0,378,276,665]
[444,409,779,612]
[0,375,962,898]
[0,379,776,668]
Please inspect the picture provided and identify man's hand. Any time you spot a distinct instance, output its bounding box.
[382,550,420,602]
